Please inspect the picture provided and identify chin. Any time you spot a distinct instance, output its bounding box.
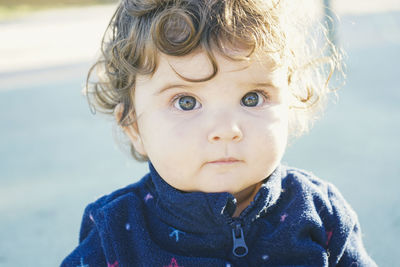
[208,184,242,195]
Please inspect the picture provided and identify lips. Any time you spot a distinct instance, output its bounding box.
[207,157,241,164]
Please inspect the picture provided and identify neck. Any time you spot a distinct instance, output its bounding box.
[232,182,262,218]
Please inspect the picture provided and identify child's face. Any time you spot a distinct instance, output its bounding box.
[123,50,289,197]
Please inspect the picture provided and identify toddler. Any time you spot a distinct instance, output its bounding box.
[62,0,377,266]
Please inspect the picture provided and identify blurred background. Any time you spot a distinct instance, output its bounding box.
[0,0,399,266]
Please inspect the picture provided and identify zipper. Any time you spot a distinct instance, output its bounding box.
[231,221,248,257]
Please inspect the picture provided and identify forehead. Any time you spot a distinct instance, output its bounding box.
[135,50,286,90]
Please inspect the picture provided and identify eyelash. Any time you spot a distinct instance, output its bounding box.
[170,90,270,110]
[247,90,270,105]
[171,93,201,110]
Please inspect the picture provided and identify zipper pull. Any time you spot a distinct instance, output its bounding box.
[231,222,248,257]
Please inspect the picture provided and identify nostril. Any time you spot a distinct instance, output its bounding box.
[208,126,243,143]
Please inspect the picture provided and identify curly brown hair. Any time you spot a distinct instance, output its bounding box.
[85,0,343,161]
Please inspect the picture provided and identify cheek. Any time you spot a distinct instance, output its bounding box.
[138,114,198,190]
[139,111,201,163]
[251,124,287,154]
[246,108,288,154]
[254,105,289,132]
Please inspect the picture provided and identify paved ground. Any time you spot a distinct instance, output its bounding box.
[0,2,399,266]
[0,5,112,74]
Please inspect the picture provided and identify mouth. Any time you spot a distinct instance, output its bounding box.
[207,157,242,164]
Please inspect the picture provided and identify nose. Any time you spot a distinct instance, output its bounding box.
[207,117,243,143]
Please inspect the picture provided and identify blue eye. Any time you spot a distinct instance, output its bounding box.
[174,95,201,110]
[241,91,265,107]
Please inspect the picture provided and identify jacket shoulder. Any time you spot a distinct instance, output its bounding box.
[280,165,367,264]
[79,173,151,240]
[61,173,151,267]
[88,173,150,211]
[281,165,355,218]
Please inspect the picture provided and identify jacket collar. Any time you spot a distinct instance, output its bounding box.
[148,162,282,233]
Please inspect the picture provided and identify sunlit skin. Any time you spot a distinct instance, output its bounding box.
[118,50,290,217]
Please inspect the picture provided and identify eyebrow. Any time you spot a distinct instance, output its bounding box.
[246,82,279,91]
[154,83,196,95]
[154,81,278,95]
[250,82,276,88]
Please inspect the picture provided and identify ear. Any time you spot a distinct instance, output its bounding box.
[114,103,147,156]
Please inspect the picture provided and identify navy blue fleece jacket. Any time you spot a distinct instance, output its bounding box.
[61,163,377,266]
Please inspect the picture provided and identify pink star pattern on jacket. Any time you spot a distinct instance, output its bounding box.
[144,193,154,202]
[163,258,183,267]
[280,213,288,222]
[107,261,119,267]
[326,230,333,246]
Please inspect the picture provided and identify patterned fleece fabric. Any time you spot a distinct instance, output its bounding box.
[61,162,377,267]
